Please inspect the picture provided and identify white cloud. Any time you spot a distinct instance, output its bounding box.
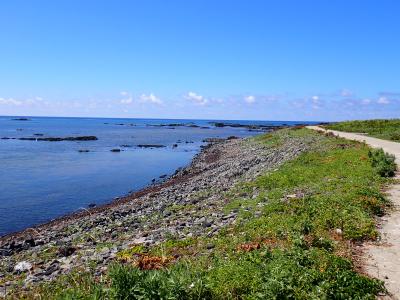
[120,91,163,105]
[263,95,281,101]
[379,91,400,97]
[120,98,132,104]
[362,98,371,105]
[120,91,133,104]
[0,97,23,106]
[139,93,162,105]
[311,95,319,102]
[1,91,397,120]
[377,96,390,104]
[185,92,208,105]
[310,96,321,109]
[0,97,45,106]
[340,89,353,97]
[244,95,256,104]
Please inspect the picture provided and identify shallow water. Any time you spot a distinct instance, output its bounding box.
[0,117,316,236]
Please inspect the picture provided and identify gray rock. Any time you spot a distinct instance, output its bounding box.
[14,261,32,273]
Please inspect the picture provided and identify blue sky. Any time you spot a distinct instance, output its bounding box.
[0,0,399,121]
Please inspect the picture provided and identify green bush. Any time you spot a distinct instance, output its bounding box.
[109,263,212,300]
[368,148,397,177]
[325,119,400,142]
[390,132,400,141]
[105,247,384,300]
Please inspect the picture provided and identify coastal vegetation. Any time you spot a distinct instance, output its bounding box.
[368,148,397,177]
[325,119,400,142]
[12,128,395,299]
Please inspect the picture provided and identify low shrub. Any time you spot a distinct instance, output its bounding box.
[109,263,212,300]
[390,132,400,141]
[368,148,397,177]
[107,247,384,300]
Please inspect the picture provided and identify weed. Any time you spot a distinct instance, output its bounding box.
[368,148,397,177]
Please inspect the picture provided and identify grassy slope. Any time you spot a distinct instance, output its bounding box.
[325,119,400,142]
[16,128,392,299]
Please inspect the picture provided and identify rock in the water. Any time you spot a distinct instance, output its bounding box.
[137,144,166,148]
[19,136,98,142]
[203,138,225,143]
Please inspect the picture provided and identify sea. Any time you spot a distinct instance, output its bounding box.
[0,116,318,236]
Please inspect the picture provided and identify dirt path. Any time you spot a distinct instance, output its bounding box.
[307,126,400,299]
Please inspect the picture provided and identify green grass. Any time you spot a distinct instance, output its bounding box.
[325,119,400,142]
[13,128,394,299]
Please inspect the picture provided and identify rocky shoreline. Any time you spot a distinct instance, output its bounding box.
[0,130,319,295]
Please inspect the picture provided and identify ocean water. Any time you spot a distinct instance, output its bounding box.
[0,117,316,236]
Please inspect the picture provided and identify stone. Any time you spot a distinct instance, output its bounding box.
[24,238,35,247]
[19,136,98,142]
[202,221,213,228]
[14,261,32,273]
[136,144,166,148]
[335,228,343,235]
[58,246,76,257]
[132,237,147,244]
[206,243,215,249]
[43,263,59,276]
[0,249,12,256]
